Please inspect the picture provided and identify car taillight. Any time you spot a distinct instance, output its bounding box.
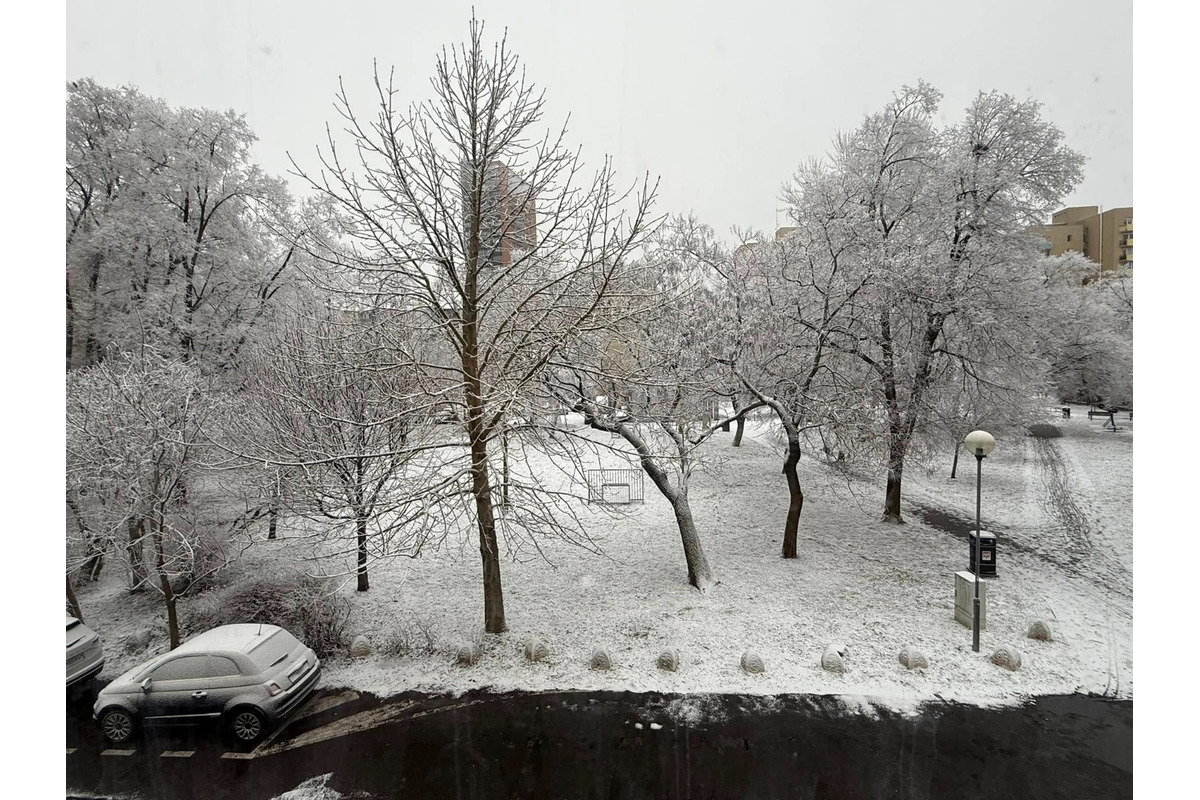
[266,681,283,697]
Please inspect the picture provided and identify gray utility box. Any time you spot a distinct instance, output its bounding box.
[954,570,987,630]
[969,530,997,577]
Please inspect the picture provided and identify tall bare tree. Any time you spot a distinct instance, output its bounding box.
[292,16,658,632]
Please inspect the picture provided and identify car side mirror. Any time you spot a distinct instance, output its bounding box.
[140,677,152,692]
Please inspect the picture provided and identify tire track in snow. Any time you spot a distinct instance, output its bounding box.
[1029,436,1131,602]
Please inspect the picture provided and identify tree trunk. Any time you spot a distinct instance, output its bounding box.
[631,437,716,593]
[68,495,105,580]
[950,441,961,479]
[152,519,180,649]
[267,502,278,540]
[470,439,507,632]
[781,435,804,558]
[356,514,370,592]
[500,427,510,510]
[882,441,906,524]
[127,516,149,590]
[85,250,103,366]
[67,574,85,622]
[671,494,716,593]
[66,273,75,368]
[731,395,745,447]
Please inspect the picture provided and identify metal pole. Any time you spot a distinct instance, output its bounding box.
[972,449,983,653]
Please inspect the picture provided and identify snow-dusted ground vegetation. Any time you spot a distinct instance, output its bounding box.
[74,404,1132,713]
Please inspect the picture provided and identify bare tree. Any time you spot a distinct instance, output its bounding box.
[291,15,658,632]
[66,347,246,648]
[547,226,763,592]
[716,176,873,556]
[232,307,442,592]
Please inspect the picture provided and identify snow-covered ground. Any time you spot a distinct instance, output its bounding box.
[74,404,1132,713]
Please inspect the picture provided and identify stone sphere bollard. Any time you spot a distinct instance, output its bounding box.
[524,636,550,662]
[349,635,372,658]
[740,650,766,674]
[656,649,680,672]
[1027,620,1053,642]
[990,645,1022,671]
[455,642,482,666]
[124,630,152,653]
[820,648,845,674]
[588,648,613,671]
[898,646,929,670]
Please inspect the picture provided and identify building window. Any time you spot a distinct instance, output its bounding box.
[1066,235,1072,242]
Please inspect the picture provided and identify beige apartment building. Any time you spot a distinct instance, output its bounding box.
[1033,205,1133,272]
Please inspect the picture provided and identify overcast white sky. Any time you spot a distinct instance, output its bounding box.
[65,0,1132,236]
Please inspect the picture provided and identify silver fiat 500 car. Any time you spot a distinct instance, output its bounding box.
[67,616,105,688]
[93,623,321,746]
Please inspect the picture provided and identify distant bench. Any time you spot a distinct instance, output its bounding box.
[1088,407,1132,421]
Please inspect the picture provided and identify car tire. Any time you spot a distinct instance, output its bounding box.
[100,707,137,745]
[224,706,268,748]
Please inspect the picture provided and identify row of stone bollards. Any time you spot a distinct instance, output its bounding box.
[349,620,1054,675]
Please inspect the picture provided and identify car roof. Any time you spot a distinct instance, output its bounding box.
[171,623,286,656]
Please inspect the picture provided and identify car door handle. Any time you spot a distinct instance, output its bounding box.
[192,691,208,699]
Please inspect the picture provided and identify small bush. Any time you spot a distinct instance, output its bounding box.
[379,615,441,658]
[1027,423,1063,439]
[183,573,349,658]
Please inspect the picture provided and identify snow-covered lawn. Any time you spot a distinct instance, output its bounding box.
[74,405,1132,713]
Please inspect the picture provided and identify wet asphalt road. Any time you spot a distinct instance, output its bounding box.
[67,686,1131,800]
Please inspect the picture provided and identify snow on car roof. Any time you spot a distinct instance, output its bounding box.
[173,623,285,655]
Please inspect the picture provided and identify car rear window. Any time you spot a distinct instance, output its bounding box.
[246,629,301,669]
[207,656,241,677]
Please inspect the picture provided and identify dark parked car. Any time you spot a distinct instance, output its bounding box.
[67,616,105,688]
[93,623,321,747]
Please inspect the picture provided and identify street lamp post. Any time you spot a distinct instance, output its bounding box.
[963,429,996,653]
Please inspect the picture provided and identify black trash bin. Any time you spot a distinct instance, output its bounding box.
[969,530,997,577]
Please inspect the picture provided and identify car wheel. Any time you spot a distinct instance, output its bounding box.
[100,708,137,745]
[225,706,267,746]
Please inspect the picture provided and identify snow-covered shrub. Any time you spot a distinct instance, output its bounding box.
[524,636,550,662]
[588,648,612,671]
[656,649,680,672]
[740,650,766,674]
[182,573,349,658]
[379,615,440,657]
[1027,621,1053,642]
[991,646,1022,671]
[1027,423,1063,439]
[349,636,372,658]
[898,646,929,670]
